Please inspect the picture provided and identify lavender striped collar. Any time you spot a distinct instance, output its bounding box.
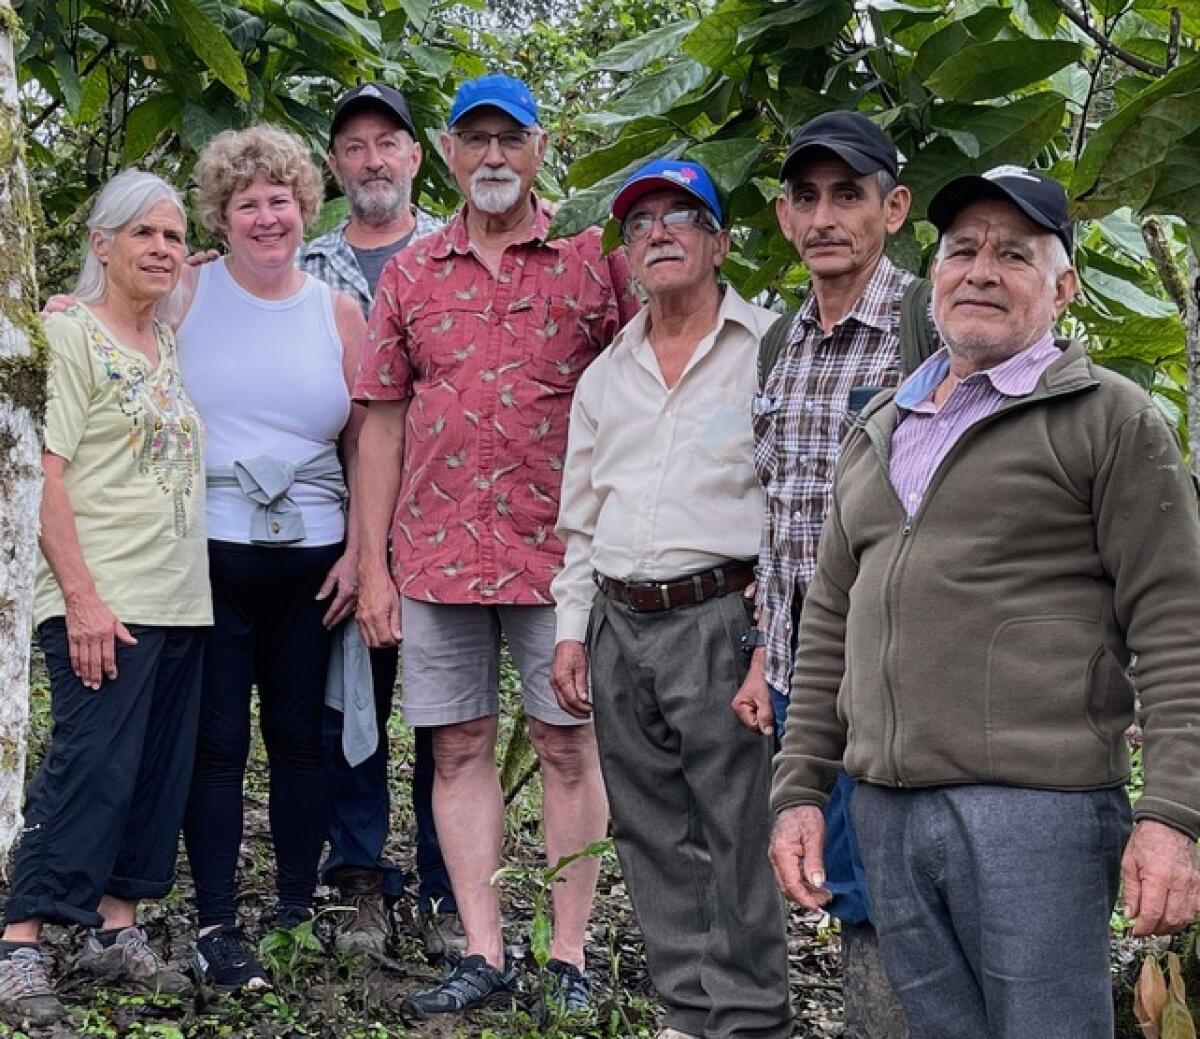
[895,332,1059,411]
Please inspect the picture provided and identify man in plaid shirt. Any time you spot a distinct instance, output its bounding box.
[732,111,920,1039]
[298,82,457,962]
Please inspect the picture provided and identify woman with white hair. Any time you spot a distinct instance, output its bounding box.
[0,170,209,1025]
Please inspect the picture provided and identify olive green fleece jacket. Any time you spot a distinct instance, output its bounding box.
[771,341,1200,839]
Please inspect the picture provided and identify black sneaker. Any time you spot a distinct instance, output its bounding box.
[401,953,517,1018]
[267,905,314,932]
[544,957,592,1013]
[193,926,271,992]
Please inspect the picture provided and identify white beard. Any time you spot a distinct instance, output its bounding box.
[470,168,523,214]
[347,176,411,227]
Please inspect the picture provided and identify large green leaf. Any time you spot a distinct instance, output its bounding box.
[551,141,686,239]
[51,47,82,117]
[166,0,250,100]
[607,58,709,119]
[684,0,761,71]
[924,38,1082,100]
[1141,129,1200,225]
[684,138,767,196]
[739,0,852,49]
[567,121,676,189]
[902,92,1067,212]
[591,20,699,74]
[124,94,185,163]
[1072,58,1200,204]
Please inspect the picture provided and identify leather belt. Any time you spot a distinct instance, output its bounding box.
[594,560,756,613]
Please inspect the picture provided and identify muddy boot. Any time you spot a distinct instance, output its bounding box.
[0,945,66,1025]
[841,921,908,1039]
[334,868,391,956]
[76,926,193,996]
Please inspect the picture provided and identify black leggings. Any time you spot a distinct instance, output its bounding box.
[184,540,340,927]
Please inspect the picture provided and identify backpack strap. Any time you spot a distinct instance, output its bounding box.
[898,277,937,376]
[758,307,800,391]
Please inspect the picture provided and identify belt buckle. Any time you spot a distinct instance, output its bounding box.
[659,583,671,610]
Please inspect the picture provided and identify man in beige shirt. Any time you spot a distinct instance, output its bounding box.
[550,159,791,1039]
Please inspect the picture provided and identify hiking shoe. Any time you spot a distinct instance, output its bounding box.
[267,905,314,932]
[193,926,270,992]
[0,946,66,1025]
[334,868,391,956]
[401,953,517,1018]
[544,957,592,1013]
[416,907,468,962]
[76,926,193,996]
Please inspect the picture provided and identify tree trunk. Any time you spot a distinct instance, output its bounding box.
[0,0,47,866]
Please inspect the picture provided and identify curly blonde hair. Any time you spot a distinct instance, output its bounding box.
[192,124,324,239]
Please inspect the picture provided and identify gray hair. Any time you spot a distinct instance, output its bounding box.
[74,169,188,307]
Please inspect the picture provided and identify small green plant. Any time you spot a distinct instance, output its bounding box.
[257,913,326,988]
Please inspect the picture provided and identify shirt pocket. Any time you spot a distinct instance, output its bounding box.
[408,298,491,381]
[526,294,597,392]
[690,394,754,467]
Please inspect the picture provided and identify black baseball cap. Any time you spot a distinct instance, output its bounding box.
[780,111,899,182]
[329,83,416,146]
[928,165,1074,255]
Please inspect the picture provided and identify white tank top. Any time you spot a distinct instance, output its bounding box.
[178,259,351,546]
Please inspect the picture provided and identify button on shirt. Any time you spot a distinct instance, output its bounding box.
[353,198,638,604]
[554,286,774,643]
[753,256,912,694]
[890,333,1062,509]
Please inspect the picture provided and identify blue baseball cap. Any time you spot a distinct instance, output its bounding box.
[611,159,724,225]
[449,74,539,128]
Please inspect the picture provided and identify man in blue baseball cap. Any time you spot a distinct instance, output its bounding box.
[550,159,793,1039]
[358,72,638,1018]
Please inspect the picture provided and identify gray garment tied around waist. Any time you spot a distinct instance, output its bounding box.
[206,446,347,545]
[207,447,375,763]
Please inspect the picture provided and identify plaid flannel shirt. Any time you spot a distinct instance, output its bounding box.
[299,208,444,318]
[752,256,913,694]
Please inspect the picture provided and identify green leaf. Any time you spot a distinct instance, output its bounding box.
[180,100,237,153]
[51,47,82,117]
[684,138,767,196]
[1141,129,1200,225]
[530,910,552,969]
[739,0,852,49]
[684,0,760,71]
[942,128,980,158]
[924,38,1082,100]
[397,0,433,31]
[567,121,675,189]
[1015,0,1061,35]
[1082,265,1178,318]
[591,19,699,73]
[124,94,184,163]
[409,43,454,80]
[902,92,1067,213]
[608,58,709,119]
[552,141,685,239]
[167,0,250,100]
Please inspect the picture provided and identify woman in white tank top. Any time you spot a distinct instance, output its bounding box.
[170,126,368,990]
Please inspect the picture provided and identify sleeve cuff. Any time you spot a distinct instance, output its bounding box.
[555,607,592,645]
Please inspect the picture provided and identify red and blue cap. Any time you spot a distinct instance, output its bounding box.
[449,74,540,128]
[611,159,724,225]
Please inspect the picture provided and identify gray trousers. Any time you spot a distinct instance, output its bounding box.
[851,783,1131,1039]
[589,589,792,1039]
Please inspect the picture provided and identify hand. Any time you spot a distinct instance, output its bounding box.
[769,805,832,910]
[1121,819,1200,936]
[550,639,591,718]
[64,591,138,690]
[185,249,221,266]
[41,293,76,316]
[731,648,773,735]
[356,567,401,647]
[317,549,358,629]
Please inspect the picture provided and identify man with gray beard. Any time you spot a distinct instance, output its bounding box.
[354,74,637,1017]
[299,83,457,962]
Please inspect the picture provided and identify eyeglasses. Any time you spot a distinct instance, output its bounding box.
[621,207,716,245]
[450,129,534,154]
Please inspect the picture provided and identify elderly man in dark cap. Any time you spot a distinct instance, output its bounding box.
[770,166,1200,1039]
[552,159,792,1039]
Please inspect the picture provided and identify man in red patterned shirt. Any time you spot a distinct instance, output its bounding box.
[354,74,637,1016]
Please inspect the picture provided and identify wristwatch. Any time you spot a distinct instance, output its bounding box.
[740,628,768,655]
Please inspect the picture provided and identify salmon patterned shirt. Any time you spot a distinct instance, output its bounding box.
[354,198,639,604]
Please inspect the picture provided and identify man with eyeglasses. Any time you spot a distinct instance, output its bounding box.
[354,73,637,1017]
[551,159,792,1039]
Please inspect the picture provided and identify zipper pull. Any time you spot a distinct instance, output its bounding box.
[902,516,913,535]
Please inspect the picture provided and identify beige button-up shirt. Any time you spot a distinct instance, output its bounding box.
[553,285,773,643]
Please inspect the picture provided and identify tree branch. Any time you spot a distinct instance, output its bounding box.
[1141,216,1188,315]
[1047,0,1169,76]
[27,38,116,132]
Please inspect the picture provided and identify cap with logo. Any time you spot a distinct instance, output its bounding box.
[329,82,416,146]
[780,111,899,182]
[448,74,540,128]
[927,165,1074,255]
[611,159,724,225]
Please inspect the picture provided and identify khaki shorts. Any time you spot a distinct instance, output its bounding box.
[400,600,583,728]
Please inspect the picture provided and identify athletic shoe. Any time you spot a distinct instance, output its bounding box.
[544,957,592,1012]
[401,953,517,1017]
[416,907,468,962]
[193,925,270,992]
[75,926,193,996]
[0,946,66,1025]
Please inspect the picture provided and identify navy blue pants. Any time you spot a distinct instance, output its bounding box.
[184,541,337,927]
[320,646,454,911]
[5,620,205,927]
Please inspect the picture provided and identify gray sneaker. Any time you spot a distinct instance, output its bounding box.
[0,946,66,1025]
[76,927,193,996]
[417,908,468,962]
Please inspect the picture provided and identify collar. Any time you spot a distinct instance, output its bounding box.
[895,331,1059,410]
[430,194,555,260]
[797,254,904,336]
[305,208,429,257]
[612,283,761,361]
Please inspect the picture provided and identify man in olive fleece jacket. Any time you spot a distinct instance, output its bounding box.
[769,166,1200,1039]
